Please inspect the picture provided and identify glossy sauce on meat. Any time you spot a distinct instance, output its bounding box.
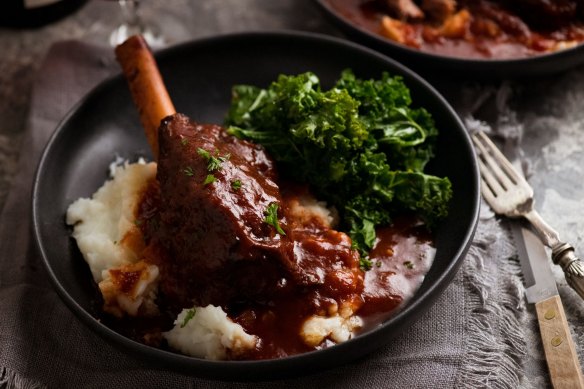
[115,114,436,359]
[325,0,584,59]
[152,114,287,310]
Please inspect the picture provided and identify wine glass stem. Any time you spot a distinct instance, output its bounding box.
[119,0,141,31]
[110,0,164,47]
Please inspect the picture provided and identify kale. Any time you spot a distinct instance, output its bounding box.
[226,69,452,256]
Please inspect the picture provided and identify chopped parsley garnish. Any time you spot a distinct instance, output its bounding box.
[180,308,196,328]
[180,138,189,146]
[183,166,194,177]
[263,202,285,235]
[208,154,229,171]
[197,147,230,172]
[196,147,210,159]
[360,256,373,271]
[203,174,216,186]
[231,180,242,191]
[404,261,415,269]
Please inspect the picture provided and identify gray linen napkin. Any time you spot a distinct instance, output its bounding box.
[0,40,552,389]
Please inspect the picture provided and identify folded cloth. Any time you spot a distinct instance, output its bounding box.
[0,40,550,389]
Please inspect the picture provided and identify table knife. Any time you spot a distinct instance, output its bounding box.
[511,223,584,388]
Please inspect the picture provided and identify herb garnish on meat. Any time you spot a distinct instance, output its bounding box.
[226,70,451,255]
[231,180,242,191]
[183,166,194,177]
[264,202,286,235]
[197,147,230,172]
[203,174,216,186]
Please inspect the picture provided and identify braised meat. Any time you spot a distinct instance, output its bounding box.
[471,1,531,41]
[151,113,363,311]
[153,114,283,308]
[380,0,459,23]
[421,0,457,23]
[383,0,424,20]
[503,0,580,28]
[509,0,578,18]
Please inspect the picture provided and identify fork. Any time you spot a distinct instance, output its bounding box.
[472,131,584,300]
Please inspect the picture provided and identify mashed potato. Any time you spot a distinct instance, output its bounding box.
[66,161,157,283]
[66,161,160,318]
[301,302,363,347]
[288,194,338,228]
[163,305,258,360]
[98,261,160,317]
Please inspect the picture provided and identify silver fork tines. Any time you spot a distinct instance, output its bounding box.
[472,131,584,300]
[473,131,534,217]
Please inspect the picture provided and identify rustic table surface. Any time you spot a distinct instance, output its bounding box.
[4,1,584,387]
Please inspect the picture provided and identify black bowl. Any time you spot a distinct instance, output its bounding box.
[315,0,584,80]
[32,31,479,380]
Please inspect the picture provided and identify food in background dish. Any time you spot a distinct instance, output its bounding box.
[66,36,450,360]
[325,0,584,59]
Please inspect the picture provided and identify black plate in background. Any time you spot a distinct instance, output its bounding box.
[315,0,584,80]
[32,31,480,380]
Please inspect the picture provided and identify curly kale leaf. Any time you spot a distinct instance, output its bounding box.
[226,70,452,257]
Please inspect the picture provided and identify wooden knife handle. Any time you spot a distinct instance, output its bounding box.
[535,295,584,388]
